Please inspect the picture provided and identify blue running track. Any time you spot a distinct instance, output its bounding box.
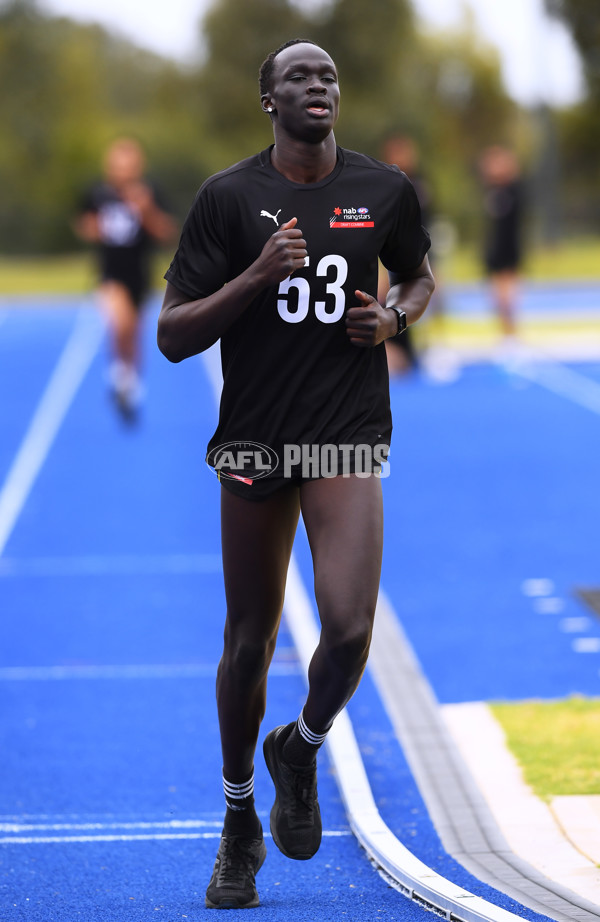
[1,293,598,921]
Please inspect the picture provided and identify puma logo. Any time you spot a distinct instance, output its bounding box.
[260,208,281,226]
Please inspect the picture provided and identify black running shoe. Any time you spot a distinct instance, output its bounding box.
[263,723,322,860]
[205,829,267,909]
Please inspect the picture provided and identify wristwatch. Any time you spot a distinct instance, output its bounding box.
[389,306,407,337]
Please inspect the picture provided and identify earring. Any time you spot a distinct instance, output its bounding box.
[266,107,273,112]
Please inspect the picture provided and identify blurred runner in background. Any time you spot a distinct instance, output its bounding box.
[75,137,177,420]
[381,136,461,384]
[479,145,524,348]
[380,136,433,376]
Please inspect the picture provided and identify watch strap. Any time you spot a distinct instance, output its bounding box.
[389,306,407,336]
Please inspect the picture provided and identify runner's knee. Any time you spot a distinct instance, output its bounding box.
[321,620,373,675]
[221,632,277,685]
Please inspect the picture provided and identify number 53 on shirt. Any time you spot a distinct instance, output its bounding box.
[277,254,347,324]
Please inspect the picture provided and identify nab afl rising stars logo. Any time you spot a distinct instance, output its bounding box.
[330,206,374,228]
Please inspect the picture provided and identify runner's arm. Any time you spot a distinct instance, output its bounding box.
[122,182,177,244]
[345,255,434,348]
[157,218,307,362]
[73,211,101,243]
[386,254,435,329]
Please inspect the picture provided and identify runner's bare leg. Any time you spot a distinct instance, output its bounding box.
[299,474,383,731]
[218,485,301,778]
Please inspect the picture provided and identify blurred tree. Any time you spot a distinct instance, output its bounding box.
[0,0,546,254]
[545,0,600,96]
[411,24,520,237]
[555,100,600,231]
[199,0,306,170]
[545,0,600,230]
[0,0,208,252]
[313,0,415,153]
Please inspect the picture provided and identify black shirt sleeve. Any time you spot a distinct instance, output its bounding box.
[164,182,229,300]
[379,173,431,275]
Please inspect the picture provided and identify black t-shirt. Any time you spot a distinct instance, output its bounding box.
[81,181,163,295]
[165,147,430,476]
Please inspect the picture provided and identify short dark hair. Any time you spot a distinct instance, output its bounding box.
[258,38,318,96]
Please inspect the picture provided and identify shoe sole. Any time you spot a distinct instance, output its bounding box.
[205,894,260,909]
[204,839,266,909]
[263,727,318,861]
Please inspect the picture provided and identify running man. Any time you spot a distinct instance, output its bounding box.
[479,145,524,344]
[158,39,434,909]
[76,138,177,419]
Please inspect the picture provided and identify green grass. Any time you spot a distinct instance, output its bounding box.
[440,236,600,285]
[490,697,600,801]
[0,237,599,297]
[0,252,171,297]
[0,254,94,296]
[526,237,600,283]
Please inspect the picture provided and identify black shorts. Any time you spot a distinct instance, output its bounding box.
[211,441,390,502]
[484,242,521,274]
[100,270,149,309]
[99,249,150,308]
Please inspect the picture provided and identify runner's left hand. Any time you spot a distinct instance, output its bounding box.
[345,290,398,347]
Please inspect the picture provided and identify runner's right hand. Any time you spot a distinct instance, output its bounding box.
[256,217,307,284]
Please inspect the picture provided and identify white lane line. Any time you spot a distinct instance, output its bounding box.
[559,617,592,633]
[532,597,565,615]
[0,820,222,832]
[2,833,223,844]
[521,578,554,597]
[0,309,103,557]
[1,831,352,845]
[513,356,600,416]
[0,661,300,681]
[0,813,350,845]
[0,812,225,822]
[0,553,222,577]
[572,637,600,653]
